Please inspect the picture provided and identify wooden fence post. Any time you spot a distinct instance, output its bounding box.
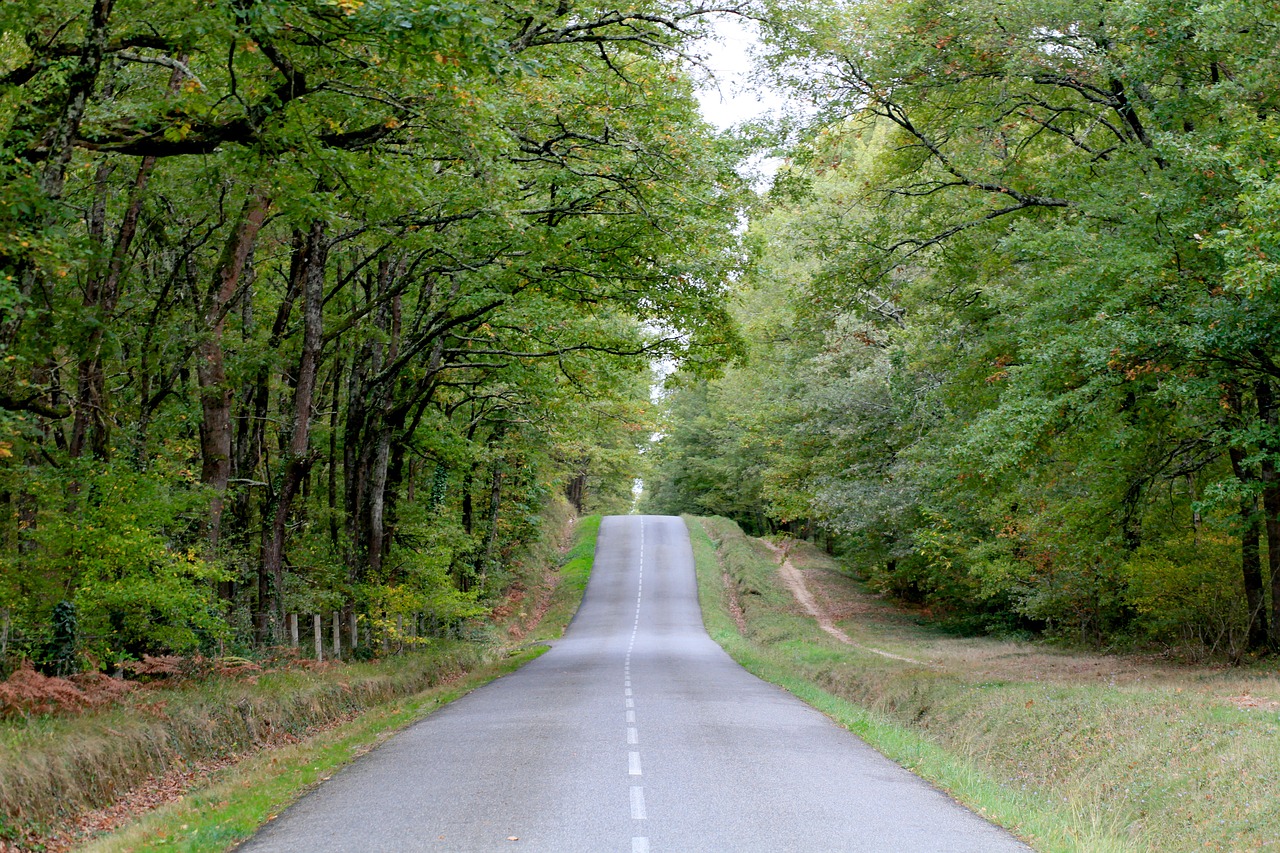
[289,613,299,648]
[332,612,341,660]
[350,611,358,651]
[313,614,323,662]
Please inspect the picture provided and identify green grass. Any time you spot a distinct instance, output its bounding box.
[687,515,1280,852]
[527,514,600,644]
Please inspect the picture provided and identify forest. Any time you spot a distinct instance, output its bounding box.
[5,0,1280,675]
[645,0,1280,657]
[0,0,747,672]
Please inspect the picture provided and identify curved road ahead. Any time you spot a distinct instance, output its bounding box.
[241,515,1028,852]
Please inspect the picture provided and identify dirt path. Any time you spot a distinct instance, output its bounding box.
[762,540,928,666]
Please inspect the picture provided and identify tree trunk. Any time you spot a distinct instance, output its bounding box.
[197,191,271,552]
[70,55,187,460]
[328,359,343,552]
[262,222,327,634]
[480,459,505,575]
[365,424,393,579]
[566,467,587,513]
[1229,444,1269,651]
[342,260,400,584]
[1256,380,1280,649]
[72,154,157,459]
[461,461,476,536]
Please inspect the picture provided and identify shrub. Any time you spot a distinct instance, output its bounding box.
[1121,534,1246,657]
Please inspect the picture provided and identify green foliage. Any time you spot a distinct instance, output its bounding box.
[2,460,228,662]
[650,0,1280,654]
[0,0,746,666]
[1121,535,1247,654]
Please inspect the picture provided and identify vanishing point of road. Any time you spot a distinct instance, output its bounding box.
[240,515,1029,852]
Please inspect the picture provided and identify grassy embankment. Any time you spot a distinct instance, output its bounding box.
[689,515,1280,852]
[1,511,601,853]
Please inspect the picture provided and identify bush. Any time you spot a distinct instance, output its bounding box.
[1121,534,1246,657]
[0,460,229,665]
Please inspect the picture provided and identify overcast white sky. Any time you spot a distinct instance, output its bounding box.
[692,15,788,131]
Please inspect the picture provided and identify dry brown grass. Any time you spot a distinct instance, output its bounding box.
[0,646,484,847]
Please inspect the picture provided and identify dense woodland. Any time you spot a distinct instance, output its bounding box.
[5,0,1280,674]
[646,0,1280,656]
[0,0,747,671]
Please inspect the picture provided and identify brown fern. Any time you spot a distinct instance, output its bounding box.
[0,663,89,717]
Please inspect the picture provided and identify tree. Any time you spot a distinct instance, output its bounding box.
[652,0,1280,652]
[0,0,750,662]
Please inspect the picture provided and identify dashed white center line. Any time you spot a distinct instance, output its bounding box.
[626,520,649,847]
[630,786,647,820]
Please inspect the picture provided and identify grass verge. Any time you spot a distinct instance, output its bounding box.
[526,514,599,645]
[687,515,1280,852]
[77,648,543,853]
[2,513,602,852]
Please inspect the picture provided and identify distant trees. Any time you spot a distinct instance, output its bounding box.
[647,0,1280,655]
[0,1,746,667]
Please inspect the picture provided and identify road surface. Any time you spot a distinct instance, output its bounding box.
[240,515,1029,852]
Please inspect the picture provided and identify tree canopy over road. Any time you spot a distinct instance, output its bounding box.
[0,0,747,666]
[646,0,1280,656]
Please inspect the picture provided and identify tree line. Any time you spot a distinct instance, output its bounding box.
[646,0,1280,656]
[0,0,746,669]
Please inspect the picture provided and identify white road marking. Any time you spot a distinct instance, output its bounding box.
[627,522,649,842]
[630,786,647,820]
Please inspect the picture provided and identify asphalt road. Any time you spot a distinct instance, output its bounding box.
[240,515,1029,852]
